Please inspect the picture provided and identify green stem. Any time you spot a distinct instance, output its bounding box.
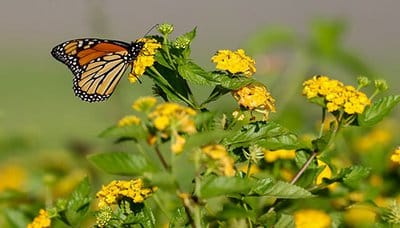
[319,108,326,138]
[245,160,252,178]
[155,145,170,171]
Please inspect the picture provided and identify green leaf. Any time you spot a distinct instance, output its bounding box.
[200,176,254,198]
[99,125,147,142]
[63,177,92,226]
[88,152,157,175]
[184,130,233,152]
[222,121,299,150]
[342,166,371,188]
[210,72,255,90]
[275,213,295,228]
[253,181,314,199]
[177,61,214,85]
[170,207,188,228]
[250,178,273,195]
[214,203,255,220]
[201,86,231,106]
[357,95,400,127]
[3,208,30,228]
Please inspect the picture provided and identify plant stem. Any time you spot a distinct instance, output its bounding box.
[290,151,318,185]
[155,145,170,171]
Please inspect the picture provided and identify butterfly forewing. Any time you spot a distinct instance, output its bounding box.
[51,38,143,102]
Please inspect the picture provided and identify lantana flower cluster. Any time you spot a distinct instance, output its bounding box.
[27,209,51,228]
[211,49,276,118]
[117,97,197,154]
[302,75,371,114]
[128,38,162,83]
[96,179,155,208]
[201,144,235,176]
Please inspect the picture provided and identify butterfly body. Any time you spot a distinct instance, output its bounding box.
[51,38,145,102]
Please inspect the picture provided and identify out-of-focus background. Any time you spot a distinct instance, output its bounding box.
[1,0,399,226]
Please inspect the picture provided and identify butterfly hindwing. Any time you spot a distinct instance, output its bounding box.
[51,38,139,102]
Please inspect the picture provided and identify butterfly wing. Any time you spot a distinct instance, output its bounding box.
[51,39,134,102]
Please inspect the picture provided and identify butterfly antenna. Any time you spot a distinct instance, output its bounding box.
[143,24,159,37]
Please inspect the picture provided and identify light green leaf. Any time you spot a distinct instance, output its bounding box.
[88,152,156,175]
[63,177,92,226]
[200,176,254,198]
[222,121,299,150]
[357,95,400,127]
[177,61,214,85]
[342,166,371,188]
[275,213,295,228]
[253,181,314,199]
[210,72,255,90]
[99,125,147,141]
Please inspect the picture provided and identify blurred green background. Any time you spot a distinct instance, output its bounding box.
[1,0,399,204]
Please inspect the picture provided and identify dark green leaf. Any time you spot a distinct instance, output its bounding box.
[88,152,157,175]
[357,95,400,127]
[154,50,174,70]
[170,207,188,228]
[200,176,254,198]
[201,86,231,106]
[253,181,314,199]
[222,121,299,150]
[210,72,255,90]
[177,61,214,85]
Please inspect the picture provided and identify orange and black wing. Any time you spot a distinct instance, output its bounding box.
[51,38,141,102]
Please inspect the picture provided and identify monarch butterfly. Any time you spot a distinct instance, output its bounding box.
[51,38,145,102]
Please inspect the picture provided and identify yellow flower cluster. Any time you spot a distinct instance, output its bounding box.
[264,149,296,163]
[391,147,400,164]
[128,38,161,83]
[201,144,235,176]
[117,115,141,127]
[148,103,197,154]
[294,209,332,228]
[96,179,155,208]
[302,75,371,114]
[211,49,256,77]
[232,84,276,116]
[27,209,51,228]
[132,96,158,112]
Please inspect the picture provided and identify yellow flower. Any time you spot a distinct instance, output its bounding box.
[264,149,296,163]
[391,146,400,164]
[201,144,236,176]
[232,83,276,118]
[302,75,371,115]
[238,163,260,175]
[52,169,86,198]
[128,38,161,82]
[171,133,186,154]
[344,206,376,226]
[356,127,392,152]
[96,179,155,208]
[117,115,141,127]
[316,160,337,190]
[211,49,256,77]
[27,209,51,228]
[294,209,331,228]
[0,164,26,192]
[132,96,157,112]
